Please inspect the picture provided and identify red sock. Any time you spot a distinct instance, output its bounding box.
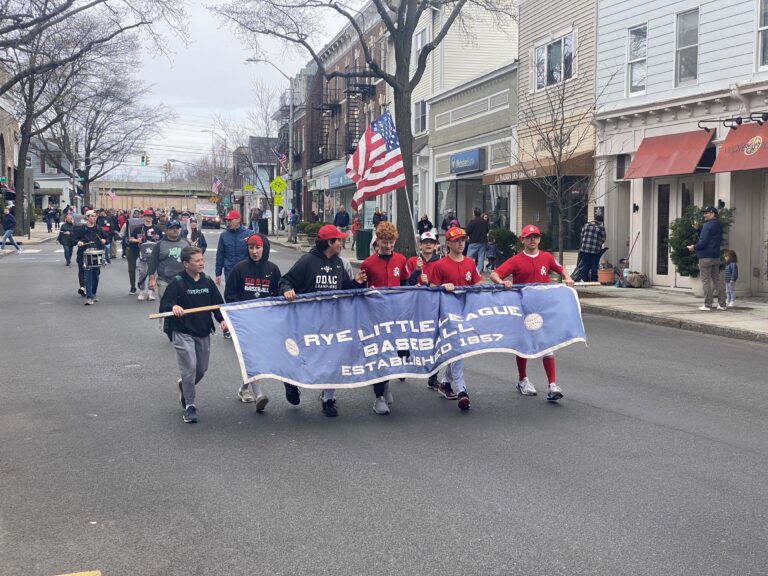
[542,355,556,384]
[516,356,527,380]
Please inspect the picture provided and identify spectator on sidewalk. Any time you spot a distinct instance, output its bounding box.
[687,206,726,311]
[578,212,606,282]
[333,204,351,248]
[466,208,489,273]
[417,213,434,236]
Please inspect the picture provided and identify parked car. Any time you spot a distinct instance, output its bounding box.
[197,208,221,229]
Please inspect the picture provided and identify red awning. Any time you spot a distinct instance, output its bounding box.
[710,122,768,173]
[624,130,714,179]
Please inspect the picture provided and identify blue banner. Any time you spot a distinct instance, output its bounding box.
[220,285,586,389]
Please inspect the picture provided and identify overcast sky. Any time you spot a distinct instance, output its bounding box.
[112,2,318,182]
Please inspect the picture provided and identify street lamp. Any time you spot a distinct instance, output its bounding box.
[245,57,294,216]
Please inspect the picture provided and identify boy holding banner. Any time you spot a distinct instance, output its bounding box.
[224,233,281,411]
[360,222,408,415]
[489,224,574,402]
[430,227,483,411]
[278,224,368,417]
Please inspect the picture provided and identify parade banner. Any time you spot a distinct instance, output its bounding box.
[220,285,586,389]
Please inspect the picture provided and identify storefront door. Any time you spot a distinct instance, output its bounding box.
[652,176,715,288]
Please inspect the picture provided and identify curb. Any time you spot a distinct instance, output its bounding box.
[580,302,768,344]
[0,236,56,257]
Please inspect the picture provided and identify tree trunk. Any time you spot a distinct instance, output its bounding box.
[14,122,33,236]
[557,206,565,266]
[393,83,416,257]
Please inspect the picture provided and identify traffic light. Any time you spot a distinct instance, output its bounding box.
[145,153,150,166]
[163,162,172,173]
[140,153,146,167]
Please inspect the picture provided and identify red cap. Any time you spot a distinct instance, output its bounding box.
[142,209,153,216]
[245,233,263,247]
[225,210,241,220]
[317,224,349,241]
[445,227,468,241]
[520,224,541,238]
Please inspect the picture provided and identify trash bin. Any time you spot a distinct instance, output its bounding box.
[258,218,268,235]
[355,229,372,260]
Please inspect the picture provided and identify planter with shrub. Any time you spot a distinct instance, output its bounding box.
[668,205,734,279]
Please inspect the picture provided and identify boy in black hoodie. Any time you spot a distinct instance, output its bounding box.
[278,224,367,417]
[224,232,281,411]
[160,246,226,423]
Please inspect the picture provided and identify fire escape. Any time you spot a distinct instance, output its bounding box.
[314,87,341,164]
[344,68,376,155]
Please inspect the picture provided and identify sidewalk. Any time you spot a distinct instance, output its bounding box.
[0,226,58,255]
[269,234,768,345]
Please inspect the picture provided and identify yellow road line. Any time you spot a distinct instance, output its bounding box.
[56,571,101,576]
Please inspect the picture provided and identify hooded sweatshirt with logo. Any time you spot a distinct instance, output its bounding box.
[278,246,364,295]
[224,234,281,302]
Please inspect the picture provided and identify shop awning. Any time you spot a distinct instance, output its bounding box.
[482,151,593,186]
[624,130,714,179]
[710,122,768,173]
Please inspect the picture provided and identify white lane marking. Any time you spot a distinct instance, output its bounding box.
[19,249,42,253]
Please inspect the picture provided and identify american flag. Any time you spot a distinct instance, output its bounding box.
[271,147,288,171]
[211,175,222,196]
[107,188,115,199]
[346,111,406,211]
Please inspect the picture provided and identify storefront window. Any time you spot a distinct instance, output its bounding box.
[436,181,456,225]
[545,178,588,251]
[484,185,510,230]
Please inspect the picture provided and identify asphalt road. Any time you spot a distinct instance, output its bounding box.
[1,236,767,576]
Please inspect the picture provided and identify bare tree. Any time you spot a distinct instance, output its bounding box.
[0,0,188,97]
[37,65,171,207]
[509,47,616,262]
[214,0,517,254]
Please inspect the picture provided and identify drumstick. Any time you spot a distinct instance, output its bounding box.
[148,304,221,319]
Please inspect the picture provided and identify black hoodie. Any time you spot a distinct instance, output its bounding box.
[279,245,364,295]
[224,233,281,302]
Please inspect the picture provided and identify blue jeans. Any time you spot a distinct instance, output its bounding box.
[1,229,20,251]
[63,244,73,264]
[580,251,601,282]
[85,266,101,298]
[466,242,487,273]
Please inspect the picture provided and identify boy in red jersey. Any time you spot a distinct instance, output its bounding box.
[406,230,443,391]
[430,227,483,411]
[490,224,574,402]
[361,222,408,415]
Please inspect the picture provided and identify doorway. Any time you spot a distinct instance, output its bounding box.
[652,176,715,288]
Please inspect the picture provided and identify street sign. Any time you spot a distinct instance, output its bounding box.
[76,176,85,182]
[273,192,283,207]
[270,176,287,195]
[209,196,219,204]
[243,184,255,192]
[222,196,231,209]
[0,176,6,182]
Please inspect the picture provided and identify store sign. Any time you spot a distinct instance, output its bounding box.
[329,167,353,189]
[450,149,486,174]
[492,169,536,184]
[307,179,318,190]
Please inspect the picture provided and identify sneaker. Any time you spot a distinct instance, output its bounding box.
[322,398,338,417]
[223,331,232,340]
[137,291,147,301]
[84,299,94,305]
[715,304,726,311]
[15,248,22,254]
[373,396,390,415]
[727,301,735,307]
[284,383,301,405]
[148,291,156,301]
[547,383,563,402]
[427,374,439,391]
[384,382,394,405]
[177,378,185,409]
[254,394,269,413]
[515,376,537,396]
[128,288,137,295]
[439,382,457,400]
[183,405,198,423]
[93,297,99,303]
[238,385,255,403]
[457,391,471,411]
[698,305,710,311]
[78,286,86,297]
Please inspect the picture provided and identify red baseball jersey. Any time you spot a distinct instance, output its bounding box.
[430,256,482,286]
[405,255,440,285]
[493,250,564,284]
[361,252,408,287]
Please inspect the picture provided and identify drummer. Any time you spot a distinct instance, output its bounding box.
[74,209,108,305]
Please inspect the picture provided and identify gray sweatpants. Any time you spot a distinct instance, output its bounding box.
[172,331,211,408]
